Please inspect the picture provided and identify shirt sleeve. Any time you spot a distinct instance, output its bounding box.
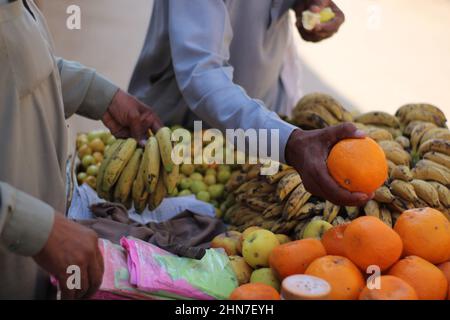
[0,182,55,256]
[56,58,119,120]
[167,0,297,163]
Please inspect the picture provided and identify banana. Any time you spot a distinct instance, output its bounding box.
[144,136,161,193]
[396,104,447,127]
[418,139,450,157]
[374,186,396,203]
[234,179,261,195]
[155,127,175,173]
[294,102,340,126]
[390,180,419,203]
[428,182,450,208]
[246,197,272,212]
[262,203,284,219]
[260,219,277,231]
[294,220,309,239]
[323,201,341,223]
[365,127,393,142]
[273,220,298,235]
[102,138,137,193]
[114,148,143,204]
[226,171,247,191]
[390,165,413,182]
[387,160,396,176]
[412,160,450,186]
[345,206,360,219]
[266,168,297,184]
[254,182,276,195]
[148,174,167,210]
[403,121,427,137]
[293,110,329,129]
[377,126,402,139]
[388,197,414,213]
[378,140,405,150]
[410,179,440,208]
[283,183,312,220]
[313,202,326,215]
[296,93,353,122]
[245,164,262,181]
[364,200,381,219]
[332,216,347,227]
[380,207,393,227]
[291,203,316,221]
[379,142,411,166]
[134,191,149,214]
[96,139,124,199]
[276,172,302,201]
[132,144,150,209]
[395,136,411,149]
[355,111,400,128]
[163,164,179,194]
[420,128,450,146]
[410,122,437,151]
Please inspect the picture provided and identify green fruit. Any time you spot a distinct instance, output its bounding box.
[181,163,195,176]
[320,7,336,23]
[86,165,99,177]
[196,191,211,202]
[169,187,179,197]
[218,165,231,173]
[179,178,192,190]
[190,172,204,181]
[87,131,102,142]
[89,138,105,153]
[178,189,192,197]
[76,134,89,149]
[77,172,88,185]
[250,268,280,291]
[217,170,231,183]
[78,144,92,159]
[190,180,207,194]
[106,136,117,146]
[100,131,112,143]
[208,184,225,200]
[85,176,97,189]
[205,168,216,176]
[92,152,104,164]
[302,220,333,239]
[81,155,95,169]
[242,230,280,268]
[204,174,216,186]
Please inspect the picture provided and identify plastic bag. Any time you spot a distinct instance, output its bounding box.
[121,237,238,300]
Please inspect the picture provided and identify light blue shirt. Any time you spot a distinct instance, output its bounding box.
[130,0,299,163]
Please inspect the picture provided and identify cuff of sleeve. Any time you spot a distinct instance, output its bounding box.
[77,73,119,120]
[0,183,55,256]
[263,114,297,164]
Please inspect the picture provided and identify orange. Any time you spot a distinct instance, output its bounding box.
[229,283,280,300]
[343,216,403,271]
[305,255,365,300]
[394,207,450,264]
[437,262,450,299]
[359,275,418,300]
[388,256,448,300]
[269,239,326,280]
[321,224,348,256]
[327,137,388,194]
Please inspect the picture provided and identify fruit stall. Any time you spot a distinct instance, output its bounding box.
[72,93,450,300]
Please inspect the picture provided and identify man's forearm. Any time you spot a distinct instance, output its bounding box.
[0,182,55,256]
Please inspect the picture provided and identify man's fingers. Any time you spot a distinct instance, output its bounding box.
[84,252,104,299]
[326,122,366,146]
[102,111,124,137]
[310,0,331,12]
[128,108,145,141]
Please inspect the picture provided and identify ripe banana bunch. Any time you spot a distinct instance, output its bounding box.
[292,93,352,129]
[276,172,302,201]
[378,140,411,166]
[412,159,450,187]
[283,183,312,221]
[396,103,447,127]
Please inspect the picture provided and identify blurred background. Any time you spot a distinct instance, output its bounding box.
[36,0,450,141]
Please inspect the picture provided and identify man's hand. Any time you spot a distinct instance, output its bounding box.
[285,123,373,207]
[33,214,103,300]
[294,0,345,42]
[102,89,163,141]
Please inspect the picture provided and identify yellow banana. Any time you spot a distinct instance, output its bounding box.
[245,164,262,181]
[291,203,316,221]
[345,206,360,219]
[387,160,396,176]
[396,103,447,127]
[364,200,381,219]
[155,127,175,173]
[102,138,137,193]
[365,127,393,142]
[96,139,124,199]
[234,179,261,195]
[374,186,396,203]
[410,179,440,208]
[428,182,450,208]
[246,197,272,212]
[132,144,150,209]
[276,172,302,201]
[412,160,450,186]
[395,136,411,149]
[163,164,179,194]
[410,122,437,151]
[403,121,427,136]
[294,102,340,126]
[420,128,450,146]
[226,171,247,191]
[262,203,284,219]
[283,183,312,220]
[296,93,352,122]
[355,111,400,128]
[390,180,419,203]
[265,168,297,184]
[293,110,329,129]
[390,165,413,182]
[134,191,149,214]
[379,142,411,166]
[144,136,161,193]
[332,216,347,226]
[418,139,450,157]
[380,207,393,227]
[148,174,167,210]
[294,220,310,239]
[114,148,143,204]
[323,201,341,223]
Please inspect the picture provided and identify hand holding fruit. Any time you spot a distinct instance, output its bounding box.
[33,213,104,300]
[285,123,371,207]
[102,89,163,141]
[294,0,345,42]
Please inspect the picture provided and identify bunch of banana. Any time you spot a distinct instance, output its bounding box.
[354,111,402,138]
[96,127,180,213]
[292,93,353,129]
[396,103,447,128]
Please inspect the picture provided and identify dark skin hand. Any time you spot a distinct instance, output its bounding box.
[33,214,103,300]
[294,0,345,42]
[102,89,163,142]
[285,123,374,207]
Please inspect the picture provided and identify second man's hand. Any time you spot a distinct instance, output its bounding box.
[285,123,373,207]
[102,89,163,142]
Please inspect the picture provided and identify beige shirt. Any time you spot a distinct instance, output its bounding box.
[0,0,118,298]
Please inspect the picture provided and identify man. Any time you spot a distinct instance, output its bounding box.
[130,0,371,206]
[0,0,162,299]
